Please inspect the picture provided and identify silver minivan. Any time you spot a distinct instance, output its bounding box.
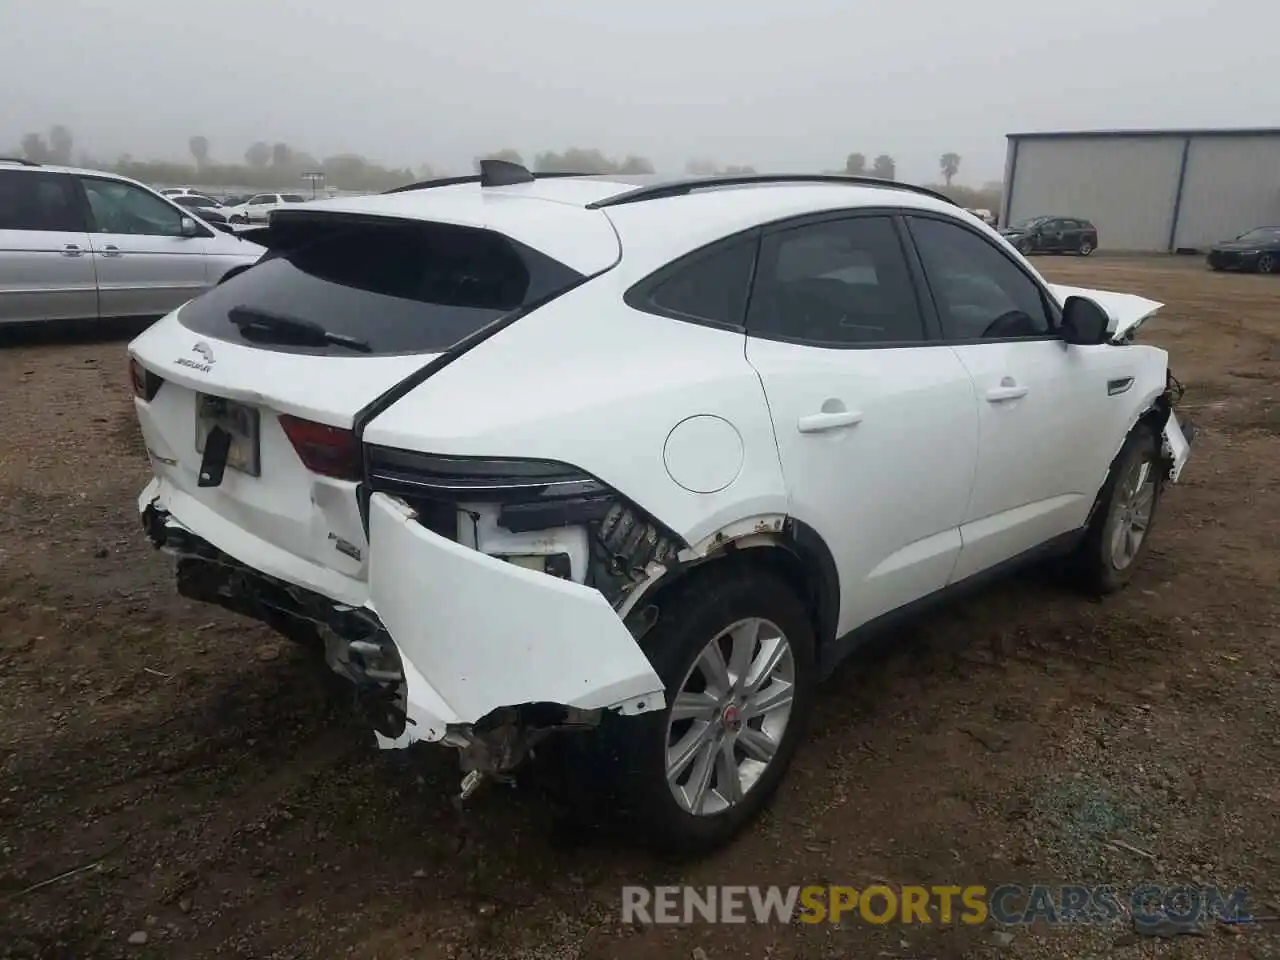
[0,159,264,326]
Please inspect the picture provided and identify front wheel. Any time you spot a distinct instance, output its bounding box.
[229,214,248,224]
[604,567,816,854]
[1018,238,1034,255]
[1257,253,1276,274]
[1072,423,1164,593]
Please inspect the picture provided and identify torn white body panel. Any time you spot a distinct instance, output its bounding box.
[366,493,666,748]
[1163,412,1192,483]
[1046,283,1164,342]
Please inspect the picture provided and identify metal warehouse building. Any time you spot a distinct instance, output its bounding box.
[1001,127,1280,252]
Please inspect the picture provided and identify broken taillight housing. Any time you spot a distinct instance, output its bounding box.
[363,446,615,533]
[278,414,361,480]
[129,357,163,401]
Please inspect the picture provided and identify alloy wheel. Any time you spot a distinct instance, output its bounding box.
[1110,458,1156,571]
[665,618,796,816]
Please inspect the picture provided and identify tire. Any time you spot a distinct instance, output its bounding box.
[1257,253,1276,274]
[1018,239,1033,255]
[230,214,248,225]
[1072,422,1164,594]
[602,566,817,855]
[1078,238,1095,256]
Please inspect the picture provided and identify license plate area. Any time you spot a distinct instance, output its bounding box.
[195,394,260,479]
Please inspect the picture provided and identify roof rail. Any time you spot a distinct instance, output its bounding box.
[584,174,958,210]
[0,157,41,167]
[382,165,597,195]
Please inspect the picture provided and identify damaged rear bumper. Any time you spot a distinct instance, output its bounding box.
[139,479,666,750]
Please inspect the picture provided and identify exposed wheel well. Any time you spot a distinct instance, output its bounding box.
[628,535,838,664]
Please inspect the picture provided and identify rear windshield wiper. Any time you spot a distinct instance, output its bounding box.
[228,307,371,353]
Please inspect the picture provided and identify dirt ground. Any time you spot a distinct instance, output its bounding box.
[2,256,1278,960]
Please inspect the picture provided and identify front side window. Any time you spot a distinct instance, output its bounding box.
[908,215,1053,341]
[747,216,926,346]
[79,178,185,237]
[0,171,82,232]
[249,195,274,205]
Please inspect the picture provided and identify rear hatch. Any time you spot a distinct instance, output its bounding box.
[129,199,619,582]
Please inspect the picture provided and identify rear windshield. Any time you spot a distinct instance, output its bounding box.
[178,217,584,355]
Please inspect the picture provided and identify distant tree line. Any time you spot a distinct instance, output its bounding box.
[7,126,1000,212]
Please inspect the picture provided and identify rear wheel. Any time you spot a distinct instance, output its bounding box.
[1078,238,1095,256]
[604,567,816,854]
[1257,253,1276,274]
[1072,423,1163,593]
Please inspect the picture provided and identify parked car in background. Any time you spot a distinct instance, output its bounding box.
[1000,216,1097,256]
[965,207,997,227]
[129,164,1193,852]
[0,158,264,325]
[159,187,215,201]
[171,195,238,233]
[1206,226,1280,274]
[221,192,308,224]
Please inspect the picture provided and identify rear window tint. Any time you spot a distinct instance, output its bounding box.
[178,218,584,355]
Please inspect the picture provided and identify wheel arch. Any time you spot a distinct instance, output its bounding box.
[622,517,841,666]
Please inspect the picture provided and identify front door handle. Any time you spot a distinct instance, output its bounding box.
[101,245,122,258]
[797,409,863,434]
[986,377,1029,402]
[61,244,83,258]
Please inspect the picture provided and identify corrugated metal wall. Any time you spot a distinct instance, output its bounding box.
[1174,136,1280,249]
[1005,137,1184,251]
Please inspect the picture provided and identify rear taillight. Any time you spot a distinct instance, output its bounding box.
[129,357,163,401]
[278,414,361,481]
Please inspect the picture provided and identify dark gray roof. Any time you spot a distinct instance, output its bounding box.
[1008,127,1280,141]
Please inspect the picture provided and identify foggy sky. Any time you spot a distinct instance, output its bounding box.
[4,0,1276,184]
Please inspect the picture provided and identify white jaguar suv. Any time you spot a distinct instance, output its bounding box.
[128,162,1193,852]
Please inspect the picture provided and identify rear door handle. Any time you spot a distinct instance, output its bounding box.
[101,245,122,258]
[797,410,863,433]
[61,244,83,257]
[986,382,1029,402]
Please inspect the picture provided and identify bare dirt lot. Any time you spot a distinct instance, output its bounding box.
[2,257,1279,960]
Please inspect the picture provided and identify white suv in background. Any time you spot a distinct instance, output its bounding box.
[129,163,1193,852]
[222,192,308,225]
[0,159,263,326]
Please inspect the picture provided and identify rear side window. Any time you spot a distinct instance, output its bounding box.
[633,237,756,327]
[178,218,584,355]
[280,194,305,203]
[747,216,926,346]
[0,171,82,232]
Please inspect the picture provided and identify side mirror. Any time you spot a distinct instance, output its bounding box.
[180,216,199,237]
[1060,295,1111,345]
